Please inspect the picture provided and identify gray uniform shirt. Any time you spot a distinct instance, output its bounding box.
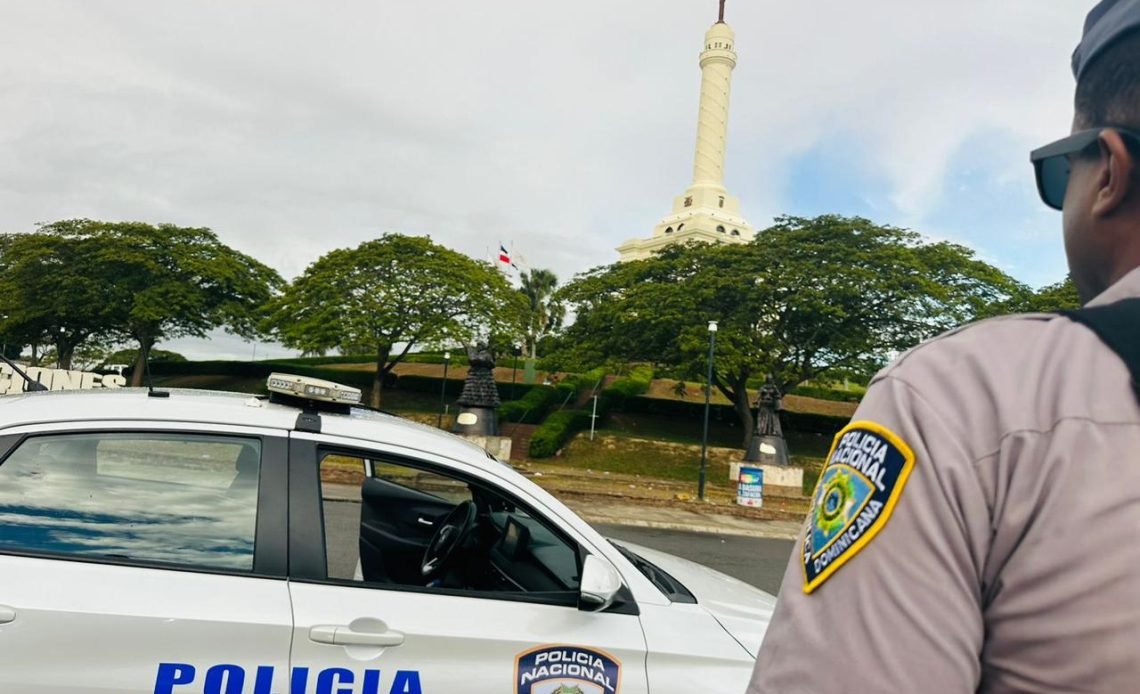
[747,267,1140,694]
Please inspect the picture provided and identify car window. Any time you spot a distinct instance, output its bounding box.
[0,432,261,571]
[370,460,472,504]
[319,452,581,602]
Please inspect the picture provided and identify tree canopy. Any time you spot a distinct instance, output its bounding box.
[0,220,281,381]
[552,215,1029,444]
[264,233,526,407]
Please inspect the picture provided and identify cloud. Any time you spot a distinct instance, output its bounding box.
[0,1,1091,356]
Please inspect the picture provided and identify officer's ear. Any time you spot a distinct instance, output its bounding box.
[1091,130,1137,218]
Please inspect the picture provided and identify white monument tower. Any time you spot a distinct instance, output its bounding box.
[617,0,754,261]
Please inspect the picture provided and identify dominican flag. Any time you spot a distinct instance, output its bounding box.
[498,244,511,264]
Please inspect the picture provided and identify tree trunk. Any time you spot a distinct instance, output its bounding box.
[732,384,755,449]
[371,343,392,408]
[131,337,154,387]
[717,372,755,449]
[56,340,75,371]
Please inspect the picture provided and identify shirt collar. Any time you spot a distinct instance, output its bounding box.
[1086,266,1140,307]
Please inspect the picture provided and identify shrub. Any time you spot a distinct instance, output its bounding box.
[394,374,467,398]
[499,382,577,424]
[788,384,863,403]
[599,364,654,410]
[528,409,591,458]
[499,385,552,423]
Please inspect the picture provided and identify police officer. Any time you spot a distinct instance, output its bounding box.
[747,1,1140,691]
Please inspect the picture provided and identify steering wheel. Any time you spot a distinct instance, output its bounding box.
[421,500,477,580]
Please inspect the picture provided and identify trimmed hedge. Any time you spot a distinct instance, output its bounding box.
[150,361,394,391]
[152,359,551,402]
[619,394,850,436]
[788,384,863,403]
[395,374,467,398]
[599,365,653,409]
[527,367,653,458]
[396,374,545,401]
[498,382,575,424]
[528,409,590,458]
[572,367,606,391]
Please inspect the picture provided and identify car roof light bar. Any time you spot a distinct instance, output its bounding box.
[266,373,363,407]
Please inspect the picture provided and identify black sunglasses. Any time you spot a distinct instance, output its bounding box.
[1030,127,1140,210]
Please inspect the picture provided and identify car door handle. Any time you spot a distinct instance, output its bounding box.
[309,625,405,647]
[416,517,434,526]
[0,605,14,624]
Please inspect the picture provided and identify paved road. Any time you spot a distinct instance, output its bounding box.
[597,524,793,596]
[324,498,794,595]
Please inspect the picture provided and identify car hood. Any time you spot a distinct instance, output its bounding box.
[613,540,776,656]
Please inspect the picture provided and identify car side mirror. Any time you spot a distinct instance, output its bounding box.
[579,554,622,612]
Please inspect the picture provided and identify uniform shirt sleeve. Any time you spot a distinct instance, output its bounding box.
[746,375,992,694]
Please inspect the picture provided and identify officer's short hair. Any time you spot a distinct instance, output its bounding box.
[1075,30,1140,129]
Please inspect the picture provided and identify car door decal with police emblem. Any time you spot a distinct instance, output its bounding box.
[515,644,621,694]
[801,420,916,594]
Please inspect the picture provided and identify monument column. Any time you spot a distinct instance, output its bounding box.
[615,0,755,262]
[691,1,737,190]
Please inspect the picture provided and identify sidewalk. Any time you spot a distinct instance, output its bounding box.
[562,497,803,541]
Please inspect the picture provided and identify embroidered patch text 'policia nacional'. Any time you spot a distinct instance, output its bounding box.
[515,644,621,694]
[802,420,915,594]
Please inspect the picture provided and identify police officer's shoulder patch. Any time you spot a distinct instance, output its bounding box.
[802,420,916,594]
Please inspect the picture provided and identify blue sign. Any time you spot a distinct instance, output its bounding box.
[737,466,764,507]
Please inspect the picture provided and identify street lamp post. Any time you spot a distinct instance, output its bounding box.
[437,351,451,428]
[56,326,66,369]
[510,345,520,400]
[698,321,718,500]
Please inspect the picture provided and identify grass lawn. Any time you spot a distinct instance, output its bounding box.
[549,430,826,497]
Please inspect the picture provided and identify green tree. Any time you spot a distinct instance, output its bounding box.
[519,268,565,359]
[0,231,111,370]
[13,220,283,385]
[1012,277,1082,313]
[265,234,526,407]
[555,215,1028,445]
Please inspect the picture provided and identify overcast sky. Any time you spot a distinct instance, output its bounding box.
[0,1,1092,359]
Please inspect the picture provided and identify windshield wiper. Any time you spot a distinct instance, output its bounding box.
[609,541,696,604]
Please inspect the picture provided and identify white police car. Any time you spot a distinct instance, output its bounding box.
[0,375,774,693]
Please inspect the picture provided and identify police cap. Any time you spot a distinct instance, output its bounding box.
[1073,0,1140,80]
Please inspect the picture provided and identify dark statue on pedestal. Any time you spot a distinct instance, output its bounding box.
[451,344,501,436]
[745,375,791,466]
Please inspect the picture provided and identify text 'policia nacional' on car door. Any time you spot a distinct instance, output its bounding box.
[284,437,651,694]
[0,428,292,694]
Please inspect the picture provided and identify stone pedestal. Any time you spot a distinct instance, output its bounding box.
[459,434,513,462]
[452,406,499,436]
